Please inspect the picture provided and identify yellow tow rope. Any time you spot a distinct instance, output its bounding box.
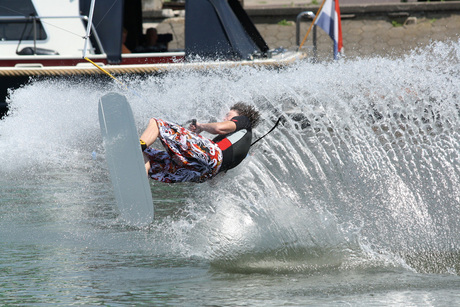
[84,57,127,89]
[84,57,141,97]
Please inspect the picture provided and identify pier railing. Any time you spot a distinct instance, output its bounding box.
[296,11,318,61]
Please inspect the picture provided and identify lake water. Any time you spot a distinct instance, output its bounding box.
[1,41,460,305]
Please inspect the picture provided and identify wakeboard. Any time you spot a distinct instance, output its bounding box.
[98,92,154,226]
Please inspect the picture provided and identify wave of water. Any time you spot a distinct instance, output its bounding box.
[1,40,459,275]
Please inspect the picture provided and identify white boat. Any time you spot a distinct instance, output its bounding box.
[0,0,307,117]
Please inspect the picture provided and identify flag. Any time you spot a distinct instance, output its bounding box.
[314,0,343,59]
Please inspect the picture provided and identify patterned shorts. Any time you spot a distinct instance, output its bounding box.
[144,119,222,183]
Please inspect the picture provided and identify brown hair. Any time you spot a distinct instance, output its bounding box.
[230,102,261,128]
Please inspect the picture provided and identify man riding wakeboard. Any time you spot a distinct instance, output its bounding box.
[139,102,260,183]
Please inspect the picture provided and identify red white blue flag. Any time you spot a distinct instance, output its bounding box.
[314,0,343,59]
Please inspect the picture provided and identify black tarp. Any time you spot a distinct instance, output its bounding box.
[227,0,269,54]
[79,0,269,63]
[122,0,143,52]
[80,0,124,64]
[185,0,269,60]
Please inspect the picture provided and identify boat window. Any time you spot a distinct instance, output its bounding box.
[0,0,47,41]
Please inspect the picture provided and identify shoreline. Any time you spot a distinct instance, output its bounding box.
[148,1,460,59]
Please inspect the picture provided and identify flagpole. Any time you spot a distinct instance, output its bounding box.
[82,0,96,58]
[298,0,327,50]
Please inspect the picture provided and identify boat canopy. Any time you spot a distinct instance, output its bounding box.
[79,0,269,64]
[185,0,269,61]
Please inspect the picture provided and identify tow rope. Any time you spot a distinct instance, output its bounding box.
[251,117,283,147]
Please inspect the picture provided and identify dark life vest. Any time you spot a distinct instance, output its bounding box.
[213,116,252,171]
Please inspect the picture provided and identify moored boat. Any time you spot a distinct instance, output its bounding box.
[0,0,307,118]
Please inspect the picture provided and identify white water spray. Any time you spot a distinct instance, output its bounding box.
[1,40,459,274]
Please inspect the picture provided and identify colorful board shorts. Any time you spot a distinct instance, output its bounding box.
[144,119,223,183]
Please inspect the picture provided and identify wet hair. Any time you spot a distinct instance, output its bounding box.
[230,102,261,128]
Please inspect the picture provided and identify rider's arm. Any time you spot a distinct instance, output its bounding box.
[190,121,236,135]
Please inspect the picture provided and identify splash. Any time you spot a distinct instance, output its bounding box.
[1,40,460,274]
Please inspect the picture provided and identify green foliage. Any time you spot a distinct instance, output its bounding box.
[278,19,292,26]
